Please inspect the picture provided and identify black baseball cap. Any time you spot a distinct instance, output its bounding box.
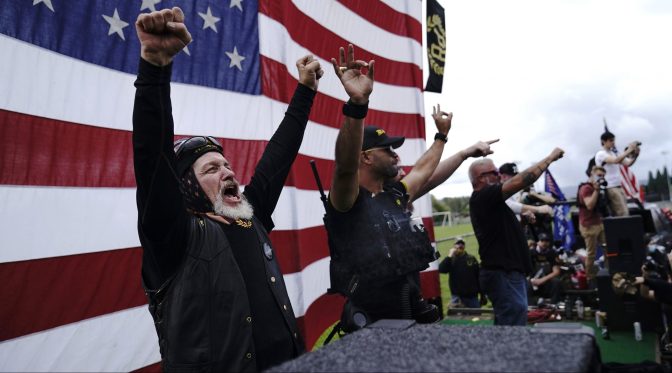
[362,126,405,151]
[538,232,551,241]
[498,163,518,176]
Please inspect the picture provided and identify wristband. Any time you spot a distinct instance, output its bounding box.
[342,100,369,119]
[434,132,448,143]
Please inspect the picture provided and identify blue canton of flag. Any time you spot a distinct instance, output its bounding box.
[544,170,575,251]
[0,0,260,94]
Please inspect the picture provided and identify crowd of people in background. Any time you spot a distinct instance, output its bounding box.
[437,125,646,327]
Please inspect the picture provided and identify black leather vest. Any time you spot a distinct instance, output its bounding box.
[325,185,437,297]
[144,215,304,372]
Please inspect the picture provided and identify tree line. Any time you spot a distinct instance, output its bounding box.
[646,167,671,201]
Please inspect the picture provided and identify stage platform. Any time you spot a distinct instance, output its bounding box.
[270,320,600,372]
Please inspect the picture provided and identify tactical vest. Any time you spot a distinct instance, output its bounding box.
[325,185,437,297]
[144,215,303,372]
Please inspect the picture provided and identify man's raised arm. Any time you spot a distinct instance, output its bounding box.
[132,7,193,285]
[401,104,451,201]
[243,56,321,229]
[133,8,192,231]
[412,139,498,202]
[502,147,564,200]
[329,45,374,212]
[601,141,639,165]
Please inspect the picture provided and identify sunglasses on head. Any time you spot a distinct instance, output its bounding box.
[174,136,223,158]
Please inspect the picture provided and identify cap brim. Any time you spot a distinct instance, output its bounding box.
[381,136,405,149]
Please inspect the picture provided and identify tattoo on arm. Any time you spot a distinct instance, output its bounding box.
[521,171,537,186]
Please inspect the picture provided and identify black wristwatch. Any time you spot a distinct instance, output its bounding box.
[434,132,448,143]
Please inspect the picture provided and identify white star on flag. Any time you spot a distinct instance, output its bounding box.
[198,6,220,33]
[102,9,129,41]
[230,0,243,12]
[140,0,161,12]
[33,0,54,12]
[225,46,246,71]
[182,45,191,56]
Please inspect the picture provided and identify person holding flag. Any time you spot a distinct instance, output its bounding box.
[594,126,641,216]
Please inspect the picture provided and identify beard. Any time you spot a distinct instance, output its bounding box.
[213,192,254,220]
[379,163,400,180]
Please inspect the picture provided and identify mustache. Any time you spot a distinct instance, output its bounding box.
[220,179,240,192]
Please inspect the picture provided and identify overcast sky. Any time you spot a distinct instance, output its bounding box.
[422,0,672,199]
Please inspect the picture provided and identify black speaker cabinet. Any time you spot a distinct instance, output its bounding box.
[629,207,657,234]
[596,268,662,332]
[603,215,645,275]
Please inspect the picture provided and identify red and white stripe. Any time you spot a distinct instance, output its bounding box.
[620,164,642,202]
[0,1,437,371]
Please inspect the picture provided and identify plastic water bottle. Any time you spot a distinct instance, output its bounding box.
[576,298,585,320]
[634,322,642,341]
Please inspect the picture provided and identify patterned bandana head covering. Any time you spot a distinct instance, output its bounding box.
[179,168,215,214]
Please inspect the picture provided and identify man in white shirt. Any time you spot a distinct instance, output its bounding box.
[594,129,640,217]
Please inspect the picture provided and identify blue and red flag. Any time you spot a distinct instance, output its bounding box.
[544,169,576,251]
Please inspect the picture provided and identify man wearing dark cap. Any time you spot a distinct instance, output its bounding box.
[467,147,564,326]
[528,233,563,304]
[132,8,322,371]
[594,128,640,216]
[438,238,485,309]
[325,45,449,325]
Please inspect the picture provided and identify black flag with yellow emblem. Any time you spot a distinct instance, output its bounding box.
[425,0,446,93]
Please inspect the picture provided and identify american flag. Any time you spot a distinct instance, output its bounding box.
[620,164,642,202]
[0,0,437,371]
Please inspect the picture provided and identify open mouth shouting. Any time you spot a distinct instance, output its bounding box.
[221,181,241,204]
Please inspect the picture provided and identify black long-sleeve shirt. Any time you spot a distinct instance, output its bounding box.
[133,58,315,369]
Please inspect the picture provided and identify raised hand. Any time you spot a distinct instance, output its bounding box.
[549,147,565,162]
[136,7,192,67]
[431,104,452,135]
[464,139,499,158]
[626,141,641,156]
[331,44,374,104]
[296,55,323,91]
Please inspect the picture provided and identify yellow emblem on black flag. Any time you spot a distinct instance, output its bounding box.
[425,0,446,93]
